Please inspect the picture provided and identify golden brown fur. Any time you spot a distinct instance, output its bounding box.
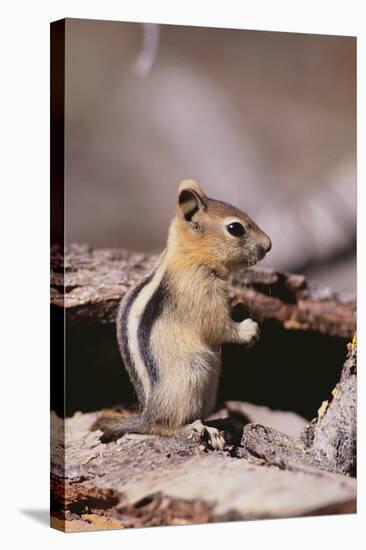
[94,179,271,449]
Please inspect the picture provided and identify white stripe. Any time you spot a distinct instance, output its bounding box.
[127,264,165,400]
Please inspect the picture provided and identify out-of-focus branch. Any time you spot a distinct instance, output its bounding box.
[133,23,160,77]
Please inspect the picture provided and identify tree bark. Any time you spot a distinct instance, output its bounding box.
[51,244,355,338]
[51,341,357,531]
[50,244,357,531]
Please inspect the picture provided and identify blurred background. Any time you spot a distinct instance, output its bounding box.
[65,19,356,293]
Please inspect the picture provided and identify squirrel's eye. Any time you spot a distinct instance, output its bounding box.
[227,222,246,237]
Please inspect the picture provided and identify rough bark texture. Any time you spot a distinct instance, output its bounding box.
[301,336,357,476]
[238,338,357,477]
[50,245,357,531]
[51,244,355,338]
[51,341,357,532]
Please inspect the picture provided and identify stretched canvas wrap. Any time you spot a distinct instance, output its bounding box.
[50,18,357,532]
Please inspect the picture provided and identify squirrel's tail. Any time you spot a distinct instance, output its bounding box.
[92,414,149,443]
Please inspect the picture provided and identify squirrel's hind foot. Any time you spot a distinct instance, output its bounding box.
[187,419,225,450]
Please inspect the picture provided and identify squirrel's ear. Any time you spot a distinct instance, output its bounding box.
[177,179,207,222]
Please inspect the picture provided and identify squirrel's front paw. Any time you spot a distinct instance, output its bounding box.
[239,318,260,348]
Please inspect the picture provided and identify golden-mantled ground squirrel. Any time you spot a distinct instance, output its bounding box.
[95,180,271,449]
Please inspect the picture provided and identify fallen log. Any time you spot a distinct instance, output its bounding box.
[51,414,356,531]
[50,244,357,531]
[51,341,357,531]
[51,244,355,338]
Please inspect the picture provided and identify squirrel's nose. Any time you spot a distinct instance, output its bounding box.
[263,237,272,253]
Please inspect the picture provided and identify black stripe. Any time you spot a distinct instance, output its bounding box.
[118,272,154,405]
[138,275,170,385]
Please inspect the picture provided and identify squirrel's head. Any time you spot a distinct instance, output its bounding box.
[170,179,272,272]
